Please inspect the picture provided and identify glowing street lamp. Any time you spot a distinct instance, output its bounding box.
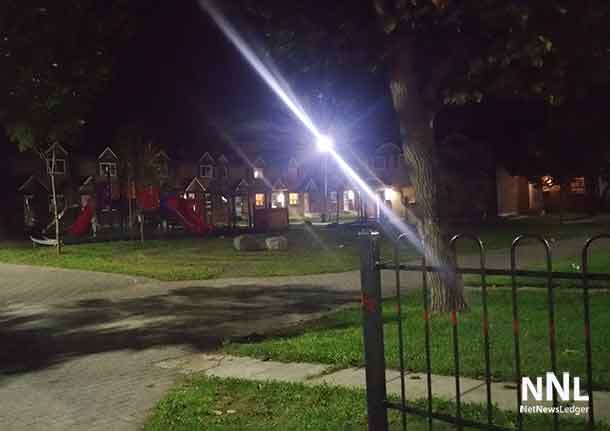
[316,134,334,153]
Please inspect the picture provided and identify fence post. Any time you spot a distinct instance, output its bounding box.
[360,230,389,431]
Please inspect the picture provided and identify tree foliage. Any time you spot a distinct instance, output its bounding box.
[0,1,154,150]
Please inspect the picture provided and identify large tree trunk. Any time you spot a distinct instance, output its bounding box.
[381,16,467,312]
[402,123,468,312]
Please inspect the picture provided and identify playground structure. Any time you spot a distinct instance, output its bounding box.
[139,187,210,235]
[34,186,211,242]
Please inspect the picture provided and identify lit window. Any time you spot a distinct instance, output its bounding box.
[384,188,395,201]
[200,165,213,178]
[253,168,264,179]
[255,193,265,207]
[46,158,66,174]
[273,192,285,208]
[289,193,299,205]
[99,162,117,177]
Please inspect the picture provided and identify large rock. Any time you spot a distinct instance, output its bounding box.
[233,234,266,251]
[265,236,288,251]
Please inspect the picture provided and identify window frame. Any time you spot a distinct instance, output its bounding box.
[46,158,66,174]
[255,193,266,208]
[200,164,214,178]
[253,168,264,179]
[99,161,117,177]
[289,192,299,206]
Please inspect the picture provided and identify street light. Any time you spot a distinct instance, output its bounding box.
[316,134,333,222]
[316,134,334,153]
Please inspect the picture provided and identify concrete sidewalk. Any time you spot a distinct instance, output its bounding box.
[157,353,610,423]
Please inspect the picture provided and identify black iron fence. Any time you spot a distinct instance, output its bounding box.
[359,231,610,431]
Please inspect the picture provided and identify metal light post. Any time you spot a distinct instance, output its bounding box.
[323,153,328,222]
[316,135,333,223]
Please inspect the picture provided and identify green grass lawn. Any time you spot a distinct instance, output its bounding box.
[0,216,607,280]
[223,289,610,390]
[144,376,605,431]
[465,250,610,288]
[0,228,368,280]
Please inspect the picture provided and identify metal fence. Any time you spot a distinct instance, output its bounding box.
[359,231,610,431]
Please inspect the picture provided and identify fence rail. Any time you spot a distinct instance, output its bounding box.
[359,232,610,431]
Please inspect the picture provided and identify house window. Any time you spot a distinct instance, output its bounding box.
[99,162,117,177]
[329,191,337,202]
[200,165,213,178]
[272,192,285,208]
[48,194,65,213]
[570,177,586,194]
[344,190,356,211]
[289,193,299,205]
[255,193,265,207]
[46,158,66,174]
[253,168,264,179]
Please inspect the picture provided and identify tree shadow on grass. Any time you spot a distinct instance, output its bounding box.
[0,284,359,376]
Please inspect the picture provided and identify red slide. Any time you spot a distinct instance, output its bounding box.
[164,197,209,234]
[68,203,94,236]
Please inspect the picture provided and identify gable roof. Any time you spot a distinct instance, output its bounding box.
[45,142,68,156]
[272,178,288,190]
[18,175,50,193]
[234,178,249,191]
[302,178,318,192]
[98,147,119,160]
[185,177,207,193]
[154,150,171,160]
[199,152,215,164]
[253,156,266,167]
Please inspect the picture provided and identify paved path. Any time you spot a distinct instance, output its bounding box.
[158,353,610,423]
[0,235,608,430]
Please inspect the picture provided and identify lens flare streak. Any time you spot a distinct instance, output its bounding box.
[199,0,424,255]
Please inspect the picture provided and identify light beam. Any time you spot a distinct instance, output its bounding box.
[199,0,424,254]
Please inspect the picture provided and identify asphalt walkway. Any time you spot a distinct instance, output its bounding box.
[0,235,608,430]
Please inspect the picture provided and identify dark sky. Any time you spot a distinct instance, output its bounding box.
[85,0,398,157]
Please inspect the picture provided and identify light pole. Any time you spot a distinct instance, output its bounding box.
[316,135,333,223]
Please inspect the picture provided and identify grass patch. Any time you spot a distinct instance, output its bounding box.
[0,217,606,280]
[465,251,610,288]
[144,376,605,430]
[0,228,371,281]
[223,289,610,390]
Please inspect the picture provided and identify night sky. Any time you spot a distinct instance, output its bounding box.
[85,0,399,158]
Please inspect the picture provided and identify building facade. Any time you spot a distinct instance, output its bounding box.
[10,142,415,233]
